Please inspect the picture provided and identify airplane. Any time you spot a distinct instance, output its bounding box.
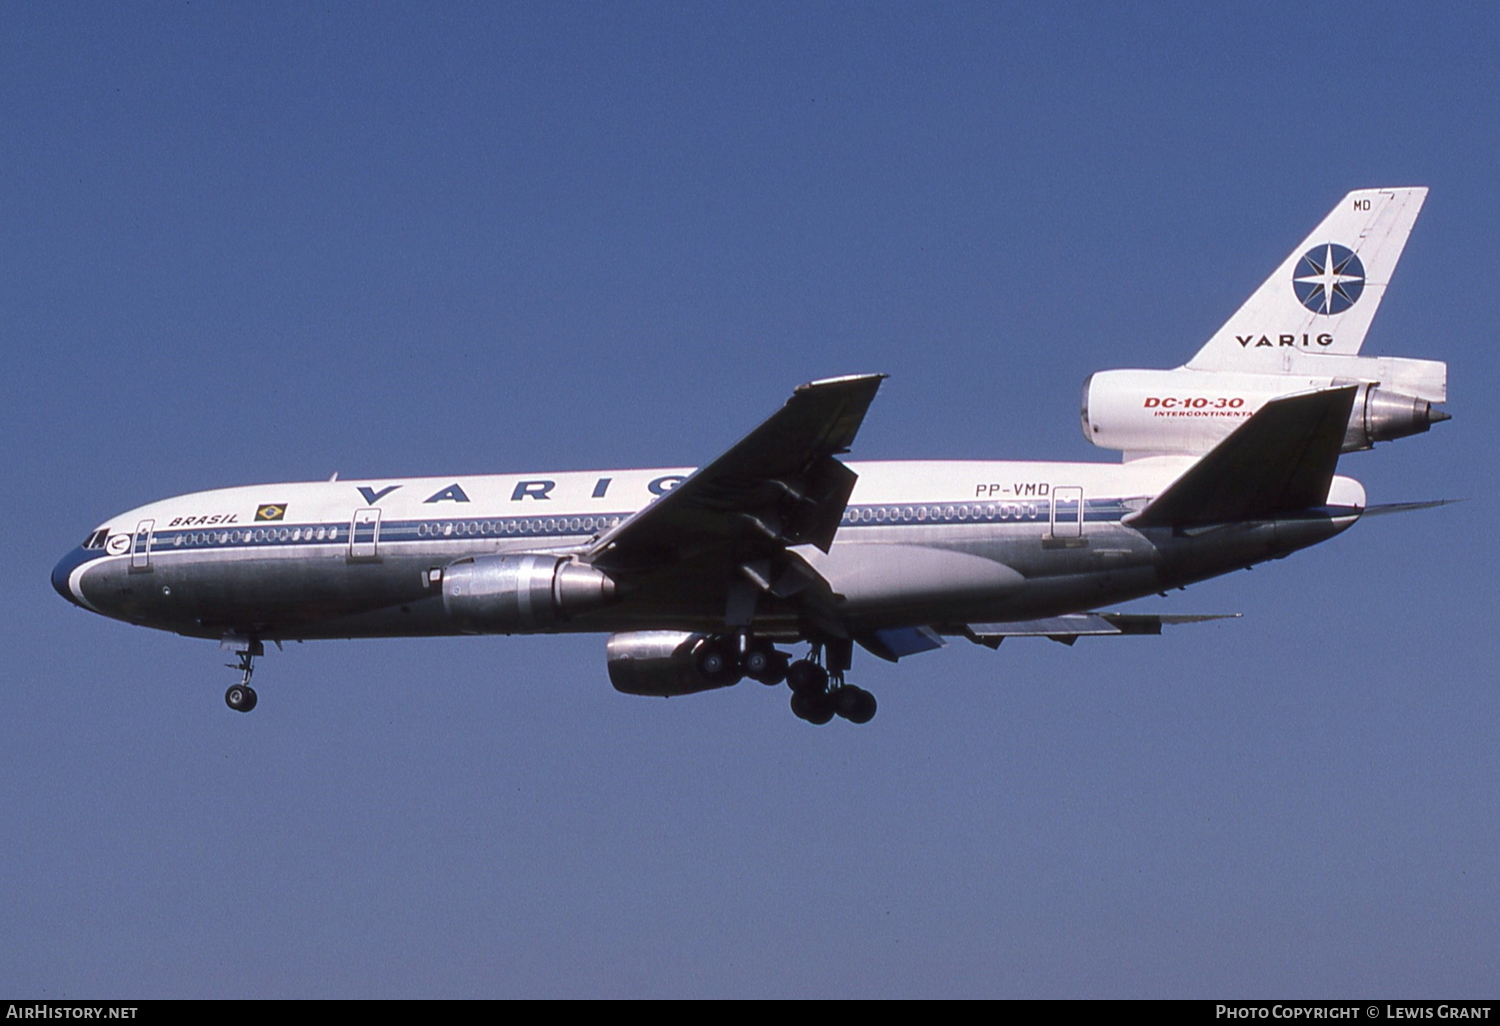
[52,187,1450,724]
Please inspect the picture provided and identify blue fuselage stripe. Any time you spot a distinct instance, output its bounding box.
[136,498,1140,554]
[76,498,1363,563]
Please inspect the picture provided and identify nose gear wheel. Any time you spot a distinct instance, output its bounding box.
[225,683,258,712]
[223,640,263,713]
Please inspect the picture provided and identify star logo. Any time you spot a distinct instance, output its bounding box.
[1292,243,1365,315]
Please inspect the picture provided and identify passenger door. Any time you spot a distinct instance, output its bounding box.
[349,508,381,561]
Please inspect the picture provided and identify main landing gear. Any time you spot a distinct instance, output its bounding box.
[787,660,876,725]
[696,635,877,725]
[696,635,790,686]
[223,640,263,713]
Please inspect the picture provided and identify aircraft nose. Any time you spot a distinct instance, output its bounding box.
[51,547,90,606]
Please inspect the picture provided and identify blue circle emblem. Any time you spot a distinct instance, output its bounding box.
[1292,243,1365,315]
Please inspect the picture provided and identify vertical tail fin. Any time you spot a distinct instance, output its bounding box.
[1186,187,1427,372]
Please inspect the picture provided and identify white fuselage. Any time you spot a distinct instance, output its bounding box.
[53,457,1367,643]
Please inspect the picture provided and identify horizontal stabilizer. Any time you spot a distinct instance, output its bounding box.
[955,613,1238,648]
[1359,498,1463,518]
[1127,386,1358,528]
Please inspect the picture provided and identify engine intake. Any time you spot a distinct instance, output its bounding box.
[443,554,616,633]
[606,631,734,697]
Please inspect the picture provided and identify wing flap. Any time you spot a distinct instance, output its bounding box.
[856,626,947,663]
[954,613,1239,647]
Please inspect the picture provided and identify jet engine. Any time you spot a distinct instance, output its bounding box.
[1342,384,1451,451]
[1080,368,1448,456]
[605,631,735,697]
[442,553,616,633]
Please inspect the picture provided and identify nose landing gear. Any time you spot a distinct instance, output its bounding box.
[223,640,262,713]
[225,680,257,712]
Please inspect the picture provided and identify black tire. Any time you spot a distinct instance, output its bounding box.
[833,686,861,718]
[696,640,741,684]
[803,693,835,725]
[845,688,876,724]
[785,659,828,695]
[225,684,257,713]
[789,690,834,724]
[744,647,772,678]
[746,647,787,685]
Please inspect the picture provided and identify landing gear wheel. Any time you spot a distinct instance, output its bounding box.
[790,690,835,725]
[225,684,258,713]
[696,640,742,684]
[743,646,771,678]
[745,646,788,685]
[836,686,877,724]
[224,642,262,713]
[834,685,861,718]
[785,659,829,695]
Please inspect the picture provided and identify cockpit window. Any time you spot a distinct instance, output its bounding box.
[83,529,109,549]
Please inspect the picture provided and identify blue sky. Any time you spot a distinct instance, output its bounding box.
[3,2,1496,997]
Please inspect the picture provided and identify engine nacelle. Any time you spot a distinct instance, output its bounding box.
[1081,368,1448,456]
[606,631,734,697]
[443,554,616,634]
[1344,385,1451,451]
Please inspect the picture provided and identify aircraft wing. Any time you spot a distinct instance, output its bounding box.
[1126,386,1359,529]
[587,374,886,573]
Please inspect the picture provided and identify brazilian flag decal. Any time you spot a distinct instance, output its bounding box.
[255,504,287,522]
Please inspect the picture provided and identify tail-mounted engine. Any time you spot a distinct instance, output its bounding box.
[442,554,616,633]
[1343,385,1451,451]
[1081,362,1448,457]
